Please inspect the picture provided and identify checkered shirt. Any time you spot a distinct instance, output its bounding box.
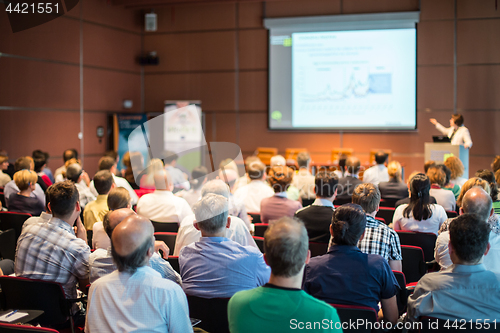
[15,217,90,299]
[357,215,402,261]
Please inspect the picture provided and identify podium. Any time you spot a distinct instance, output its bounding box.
[424,143,469,178]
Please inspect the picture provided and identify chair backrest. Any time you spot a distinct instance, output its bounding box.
[0,276,70,327]
[0,228,16,260]
[0,192,5,208]
[379,198,398,208]
[392,270,408,315]
[396,230,437,262]
[256,147,278,165]
[285,148,308,161]
[0,323,59,333]
[331,149,353,163]
[253,223,268,237]
[167,256,179,274]
[309,241,328,257]
[186,295,230,333]
[375,216,387,225]
[0,212,32,241]
[248,212,262,224]
[301,198,315,207]
[400,245,427,284]
[252,236,264,253]
[154,232,177,254]
[151,221,179,233]
[446,211,458,218]
[330,303,377,333]
[419,316,495,332]
[375,207,396,225]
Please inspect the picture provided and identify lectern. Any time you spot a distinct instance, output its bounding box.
[424,143,469,178]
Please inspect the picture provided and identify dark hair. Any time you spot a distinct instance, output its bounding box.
[338,155,347,177]
[63,149,78,162]
[331,204,366,246]
[264,217,309,277]
[191,166,208,190]
[404,173,433,221]
[111,236,153,273]
[449,214,490,263]
[33,154,47,173]
[14,157,32,172]
[346,157,360,174]
[103,212,113,238]
[46,181,79,217]
[314,171,338,197]
[163,150,178,165]
[107,187,130,210]
[424,160,436,174]
[475,169,498,202]
[98,156,116,171]
[375,151,388,165]
[352,183,381,214]
[94,170,114,194]
[451,114,464,127]
[296,152,310,168]
[104,151,118,160]
[437,164,451,186]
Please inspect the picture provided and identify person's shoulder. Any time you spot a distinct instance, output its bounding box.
[89,248,108,261]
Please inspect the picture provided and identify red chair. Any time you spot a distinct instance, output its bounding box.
[252,236,264,253]
[375,207,396,225]
[151,221,178,233]
[309,241,328,257]
[248,212,262,224]
[329,304,377,333]
[400,245,427,284]
[253,223,268,237]
[396,230,437,262]
[0,192,5,208]
[0,323,59,333]
[392,270,408,315]
[154,232,177,255]
[186,295,230,333]
[446,211,458,218]
[0,228,16,260]
[375,216,387,225]
[0,212,32,242]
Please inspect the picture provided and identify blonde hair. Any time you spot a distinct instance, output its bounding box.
[387,161,402,181]
[456,177,490,208]
[14,169,38,191]
[444,156,464,180]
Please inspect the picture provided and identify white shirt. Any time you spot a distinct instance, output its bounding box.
[393,203,448,235]
[92,221,110,250]
[362,164,389,186]
[136,190,193,223]
[173,214,258,256]
[85,266,192,333]
[75,182,96,209]
[0,170,11,187]
[435,123,473,148]
[291,169,316,199]
[90,174,138,206]
[429,188,456,211]
[177,188,201,208]
[234,180,274,213]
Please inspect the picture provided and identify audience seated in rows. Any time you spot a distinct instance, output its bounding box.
[291,152,316,201]
[174,179,258,255]
[438,163,460,199]
[378,160,408,203]
[233,160,273,213]
[0,154,11,187]
[136,170,193,223]
[218,168,251,228]
[177,166,208,207]
[33,150,52,188]
[362,150,389,186]
[66,163,95,209]
[54,149,78,182]
[303,204,399,324]
[427,165,456,211]
[261,166,302,223]
[228,217,342,333]
[353,183,402,271]
[4,156,45,208]
[90,156,138,205]
[8,170,45,216]
[92,187,130,250]
[393,173,447,235]
[475,169,500,215]
[394,171,437,208]
[84,170,115,231]
[86,214,192,333]
[335,156,363,204]
[408,214,500,321]
[445,155,467,188]
[89,209,180,284]
[120,151,143,189]
[294,171,337,243]
[233,155,260,191]
[180,193,270,298]
[163,150,190,192]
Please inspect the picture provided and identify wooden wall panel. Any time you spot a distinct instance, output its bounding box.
[460,111,500,156]
[238,29,267,70]
[417,66,454,110]
[342,0,419,14]
[417,21,454,65]
[420,0,454,21]
[457,65,500,110]
[457,0,500,19]
[457,20,500,64]
[143,31,236,73]
[83,0,142,32]
[238,2,263,28]
[265,0,341,18]
[211,113,238,144]
[83,156,104,179]
[84,112,109,156]
[238,71,267,111]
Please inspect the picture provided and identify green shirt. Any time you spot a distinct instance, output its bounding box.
[493,201,500,215]
[228,284,343,332]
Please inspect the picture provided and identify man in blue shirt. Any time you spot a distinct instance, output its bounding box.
[180,193,270,298]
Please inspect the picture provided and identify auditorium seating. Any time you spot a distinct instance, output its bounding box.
[255,147,278,165]
[248,212,262,224]
[154,232,177,255]
[396,230,437,262]
[285,148,308,161]
[392,270,409,315]
[0,323,59,333]
[0,212,32,242]
[186,295,230,333]
[400,245,427,284]
[167,256,180,274]
[375,207,396,225]
[151,221,178,233]
[309,241,328,257]
[252,236,264,252]
[253,223,268,237]
[329,304,377,333]
[0,228,16,261]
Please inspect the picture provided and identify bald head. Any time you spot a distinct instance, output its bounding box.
[461,187,493,222]
[346,156,361,174]
[103,208,135,239]
[111,214,154,273]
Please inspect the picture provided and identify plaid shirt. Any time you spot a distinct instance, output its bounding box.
[358,215,402,262]
[15,217,90,299]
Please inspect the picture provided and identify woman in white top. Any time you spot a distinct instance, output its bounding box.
[393,173,447,235]
[429,114,472,148]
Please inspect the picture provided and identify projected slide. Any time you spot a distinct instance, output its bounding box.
[291,29,416,129]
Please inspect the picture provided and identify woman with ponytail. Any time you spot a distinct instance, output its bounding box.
[392,173,447,235]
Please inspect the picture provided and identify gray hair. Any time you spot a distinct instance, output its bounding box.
[270,155,286,167]
[201,179,230,199]
[66,163,82,183]
[193,193,229,234]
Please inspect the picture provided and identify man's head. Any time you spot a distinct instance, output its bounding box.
[388,161,402,181]
[46,181,80,221]
[66,163,83,183]
[98,156,116,172]
[103,208,135,239]
[219,168,239,190]
[270,155,286,167]
[153,170,173,191]
[314,171,338,198]
[449,213,490,265]
[63,149,78,163]
[111,214,155,273]
[461,187,493,221]
[200,179,230,199]
[264,217,309,278]
[346,156,360,175]
[14,170,38,191]
[192,193,229,235]
[352,183,381,215]
[163,150,178,166]
[375,151,388,165]
[330,204,366,246]
[247,161,266,181]
[107,187,131,211]
[93,170,115,195]
[457,177,490,208]
[244,155,261,170]
[296,152,311,169]
[14,156,34,172]
[32,150,47,173]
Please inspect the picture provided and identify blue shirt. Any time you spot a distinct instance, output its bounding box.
[303,245,399,312]
[179,237,271,298]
